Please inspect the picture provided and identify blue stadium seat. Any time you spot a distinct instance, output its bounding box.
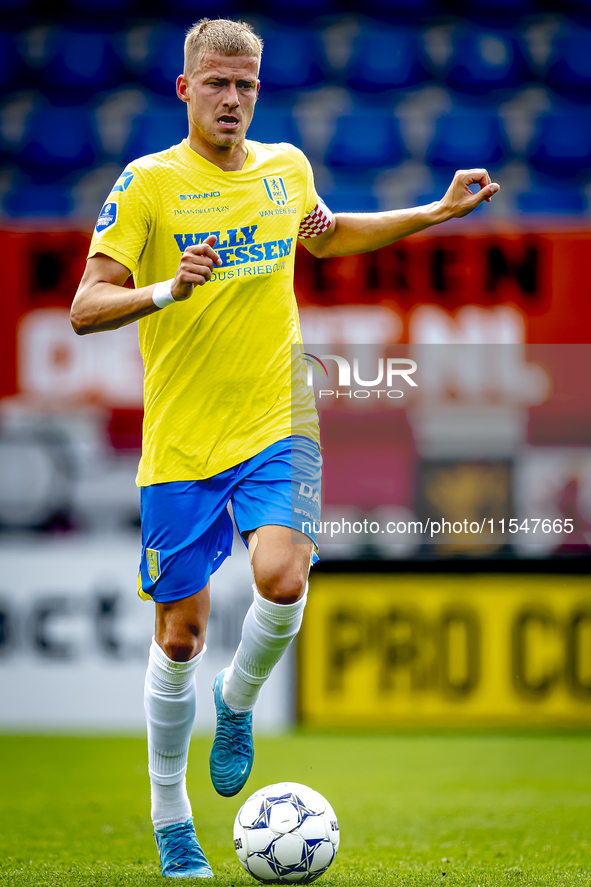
[0,33,22,90]
[165,0,237,12]
[545,30,591,102]
[561,0,591,23]
[528,112,591,180]
[39,30,124,97]
[246,108,301,148]
[346,28,429,93]
[258,0,337,22]
[19,108,98,182]
[450,0,537,26]
[3,185,74,217]
[325,111,407,173]
[258,29,324,92]
[516,188,588,214]
[123,108,188,164]
[67,0,133,10]
[137,28,185,97]
[0,0,32,8]
[445,29,532,94]
[323,188,379,213]
[427,111,509,170]
[361,0,437,22]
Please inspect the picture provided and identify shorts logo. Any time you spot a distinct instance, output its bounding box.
[263,176,288,207]
[96,201,117,233]
[299,482,321,506]
[146,548,161,582]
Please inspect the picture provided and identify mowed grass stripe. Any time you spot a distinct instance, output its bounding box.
[1,735,591,885]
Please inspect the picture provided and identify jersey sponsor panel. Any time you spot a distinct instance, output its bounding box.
[87,139,322,484]
[173,227,294,270]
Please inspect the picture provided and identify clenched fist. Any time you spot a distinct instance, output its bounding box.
[171,234,222,301]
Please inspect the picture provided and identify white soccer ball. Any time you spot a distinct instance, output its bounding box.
[233,781,340,884]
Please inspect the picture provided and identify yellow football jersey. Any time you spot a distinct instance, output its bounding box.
[88,138,328,485]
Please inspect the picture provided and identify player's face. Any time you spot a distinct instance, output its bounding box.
[178,52,260,151]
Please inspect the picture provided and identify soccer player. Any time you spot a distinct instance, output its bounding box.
[71,18,499,879]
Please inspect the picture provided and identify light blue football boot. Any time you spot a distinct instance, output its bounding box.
[154,818,213,878]
[209,669,254,797]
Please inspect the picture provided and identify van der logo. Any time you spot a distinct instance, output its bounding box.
[146,548,161,583]
[263,176,288,207]
[96,202,117,233]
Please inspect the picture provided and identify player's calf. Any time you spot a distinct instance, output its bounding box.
[209,583,308,796]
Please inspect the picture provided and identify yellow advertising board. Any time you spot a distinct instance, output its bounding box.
[299,573,591,727]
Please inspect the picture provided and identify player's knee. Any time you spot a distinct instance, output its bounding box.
[255,562,307,604]
[160,630,205,662]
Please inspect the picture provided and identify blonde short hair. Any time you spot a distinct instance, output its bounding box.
[184,18,263,77]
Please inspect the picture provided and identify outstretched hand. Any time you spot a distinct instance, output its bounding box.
[171,234,222,301]
[440,169,500,219]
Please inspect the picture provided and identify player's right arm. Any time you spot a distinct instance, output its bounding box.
[71,236,221,335]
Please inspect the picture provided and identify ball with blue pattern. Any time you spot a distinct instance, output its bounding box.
[233,782,340,884]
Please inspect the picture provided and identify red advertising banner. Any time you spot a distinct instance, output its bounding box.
[1,227,590,409]
[295,229,591,347]
[1,226,590,548]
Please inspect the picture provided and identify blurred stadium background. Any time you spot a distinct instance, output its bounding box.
[1,0,591,738]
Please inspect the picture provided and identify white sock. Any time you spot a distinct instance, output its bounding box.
[144,637,205,829]
[222,584,307,713]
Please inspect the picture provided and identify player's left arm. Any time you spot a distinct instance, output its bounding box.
[302,169,499,259]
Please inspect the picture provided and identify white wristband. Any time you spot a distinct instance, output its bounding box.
[152,279,176,309]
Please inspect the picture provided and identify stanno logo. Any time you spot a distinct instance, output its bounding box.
[180,192,221,200]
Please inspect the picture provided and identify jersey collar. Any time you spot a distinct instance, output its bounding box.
[177,138,257,174]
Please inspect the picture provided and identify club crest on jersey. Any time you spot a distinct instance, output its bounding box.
[263,176,288,207]
[146,548,161,583]
[96,201,117,233]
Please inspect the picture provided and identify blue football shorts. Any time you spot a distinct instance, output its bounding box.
[138,435,322,603]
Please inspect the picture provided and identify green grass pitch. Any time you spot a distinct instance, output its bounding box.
[1,733,591,885]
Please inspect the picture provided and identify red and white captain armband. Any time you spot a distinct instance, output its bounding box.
[298,198,334,240]
[152,279,176,309]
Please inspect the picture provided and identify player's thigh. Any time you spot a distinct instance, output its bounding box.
[232,435,321,547]
[232,437,321,603]
[247,525,312,603]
